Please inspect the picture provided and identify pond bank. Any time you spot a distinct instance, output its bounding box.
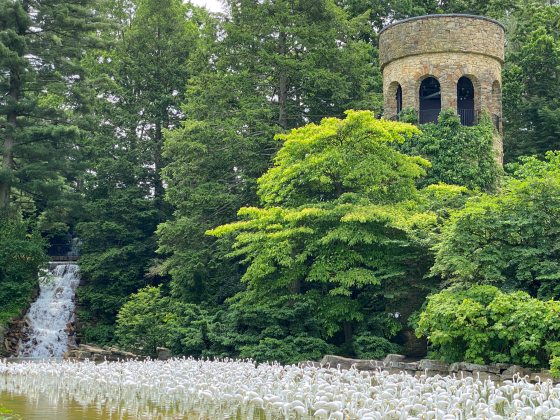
[319,354,560,384]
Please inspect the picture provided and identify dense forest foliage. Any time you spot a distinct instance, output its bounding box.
[2,0,560,367]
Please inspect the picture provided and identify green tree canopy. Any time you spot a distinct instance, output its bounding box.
[503,4,560,160]
[0,0,105,211]
[75,0,207,343]
[432,152,560,299]
[401,110,501,192]
[209,111,436,349]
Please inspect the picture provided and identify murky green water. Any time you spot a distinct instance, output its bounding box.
[0,390,264,419]
[0,390,215,419]
[0,390,139,419]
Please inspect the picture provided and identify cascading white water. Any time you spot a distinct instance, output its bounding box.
[18,263,80,358]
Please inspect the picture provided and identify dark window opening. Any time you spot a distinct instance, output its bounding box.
[396,85,403,116]
[457,76,475,126]
[419,77,441,124]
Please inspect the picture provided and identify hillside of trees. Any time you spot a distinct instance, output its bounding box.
[2,0,560,368]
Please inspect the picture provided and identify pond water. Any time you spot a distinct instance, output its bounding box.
[2,358,560,419]
[0,391,139,419]
[0,388,263,419]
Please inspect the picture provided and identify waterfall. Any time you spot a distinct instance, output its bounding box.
[18,263,80,358]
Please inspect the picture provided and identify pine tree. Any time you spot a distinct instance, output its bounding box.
[75,0,206,343]
[0,0,105,212]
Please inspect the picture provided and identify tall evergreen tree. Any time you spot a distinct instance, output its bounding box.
[75,0,205,343]
[0,0,104,213]
[158,0,380,304]
[502,3,560,160]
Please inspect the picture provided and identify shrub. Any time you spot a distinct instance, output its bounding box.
[432,159,560,299]
[416,285,560,367]
[115,286,209,356]
[402,109,500,191]
[238,335,335,364]
[353,334,401,359]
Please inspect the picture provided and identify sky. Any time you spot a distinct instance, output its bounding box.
[190,0,225,13]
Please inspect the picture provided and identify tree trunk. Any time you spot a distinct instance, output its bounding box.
[291,278,301,294]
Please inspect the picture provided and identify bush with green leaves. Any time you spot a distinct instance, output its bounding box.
[115,286,209,356]
[432,152,560,299]
[417,285,560,367]
[353,334,401,360]
[239,335,335,365]
[203,291,345,363]
[402,109,500,191]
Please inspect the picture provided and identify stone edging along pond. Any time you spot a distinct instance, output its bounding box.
[315,354,560,384]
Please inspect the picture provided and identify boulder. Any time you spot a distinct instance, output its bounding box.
[79,344,109,355]
[157,347,172,361]
[64,344,144,361]
[384,354,406,364]
[501,365,529,380]
[418,359,450,372]
[449,362,488,373]
[319,355,381,371]
[389,361,419,371]
[489,363,511,373]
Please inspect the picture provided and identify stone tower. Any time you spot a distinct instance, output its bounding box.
[379,14,505,160]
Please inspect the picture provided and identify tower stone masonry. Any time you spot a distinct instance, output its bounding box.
[379,14,505,161]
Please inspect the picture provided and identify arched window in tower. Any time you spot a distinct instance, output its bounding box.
[457,76,475,126]
[419,77,441,124]
[396,84,403,117]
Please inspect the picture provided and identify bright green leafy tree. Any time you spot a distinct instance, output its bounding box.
[207,111,437,358]
[432,152,560,299]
